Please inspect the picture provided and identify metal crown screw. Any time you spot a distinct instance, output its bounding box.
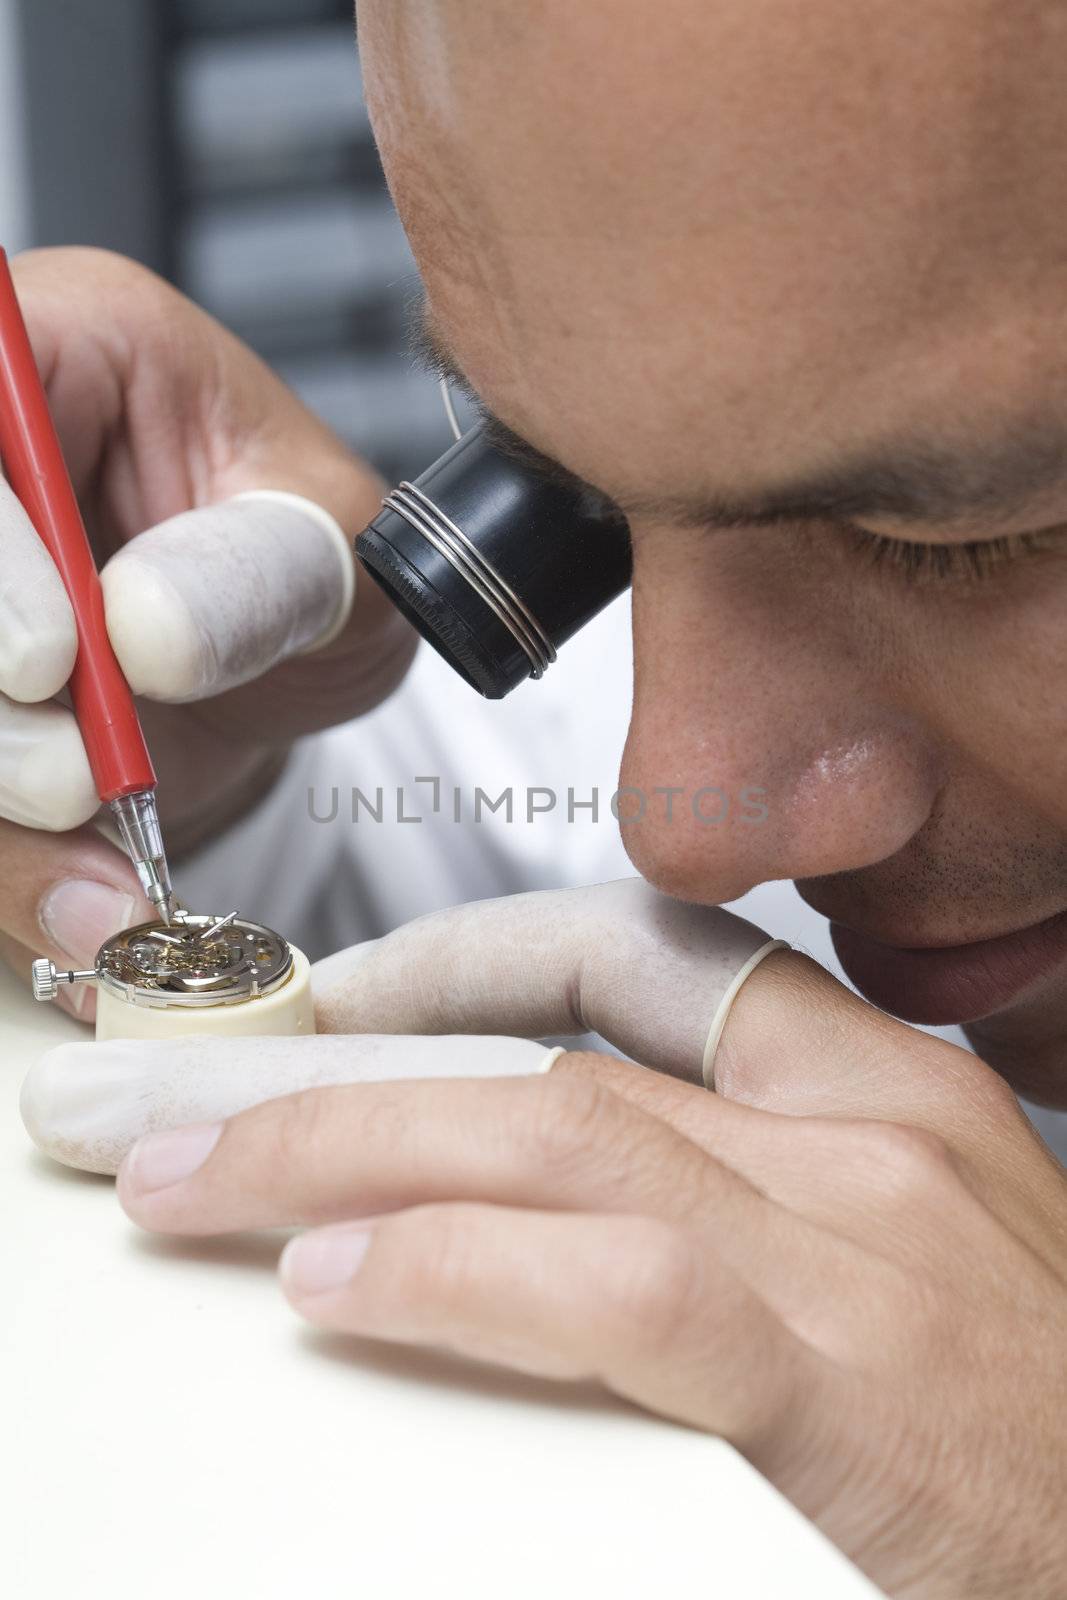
[31,958,96,1004]
[31,959,58,1002]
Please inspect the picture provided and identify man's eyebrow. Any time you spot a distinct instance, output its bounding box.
[622,424,1067,531]
[408,312,600,491]
[408,312,470,394]
[410,309,1067,532]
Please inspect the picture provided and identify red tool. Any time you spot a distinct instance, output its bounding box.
[0,247,174,920]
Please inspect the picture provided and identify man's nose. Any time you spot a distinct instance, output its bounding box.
[619,538,943,905]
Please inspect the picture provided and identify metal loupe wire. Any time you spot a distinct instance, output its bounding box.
[381,479,556,679]
[440,376,464,444]
[372,380,558,683]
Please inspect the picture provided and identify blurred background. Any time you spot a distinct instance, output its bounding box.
[0,0,458,483]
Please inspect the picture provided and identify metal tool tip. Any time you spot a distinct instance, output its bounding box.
[149,889,174,927]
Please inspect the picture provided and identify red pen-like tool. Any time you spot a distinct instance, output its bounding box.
[0,247,175,922]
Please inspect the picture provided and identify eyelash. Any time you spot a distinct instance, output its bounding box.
[422,358,1060,585]
[841,525,1056,582]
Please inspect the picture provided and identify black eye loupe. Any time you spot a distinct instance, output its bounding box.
[354,424,632,698]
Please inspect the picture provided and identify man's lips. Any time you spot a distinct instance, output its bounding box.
[830,909,1067,1026]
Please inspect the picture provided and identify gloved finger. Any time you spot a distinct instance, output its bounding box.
[0,475,77,703]
[0,692,98,830]
[0,813,152,1020]
[16,1016,921,1241]
[310,877,1032,1163]
[21,1032,560,1175]
[100,491,355,704]
[313,877,784,1087]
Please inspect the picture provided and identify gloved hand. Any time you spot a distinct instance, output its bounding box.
[0,248,415,1017]
[22,878,780,1172]
[21,879,1067,1598]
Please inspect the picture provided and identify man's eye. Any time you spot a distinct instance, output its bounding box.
[842,524,1059,581]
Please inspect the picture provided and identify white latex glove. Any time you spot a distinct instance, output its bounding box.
[0,482,353,832]
[21,879,783,1172]
[0,246,413,1021]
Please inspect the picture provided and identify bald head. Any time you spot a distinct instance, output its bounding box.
[357,0,1067,1100]
[361,0,1067,525]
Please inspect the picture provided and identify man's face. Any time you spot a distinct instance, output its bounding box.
[358,0,1067,1104]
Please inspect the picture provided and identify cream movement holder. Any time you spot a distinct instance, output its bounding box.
[31,911,315,1041]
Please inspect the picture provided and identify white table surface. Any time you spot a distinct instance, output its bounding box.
[2,965,879,1600]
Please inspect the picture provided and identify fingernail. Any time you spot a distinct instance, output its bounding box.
[281,1226,373,1297]
[40,880,137,966]
[122,1122,222,1197]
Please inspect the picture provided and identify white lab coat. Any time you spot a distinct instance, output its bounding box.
[179,596,1067,1164]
